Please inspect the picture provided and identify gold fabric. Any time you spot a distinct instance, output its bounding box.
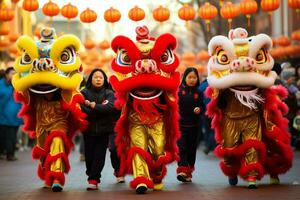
[49,137,65,172]
[222,92,262,177]
[35,98,69,148]
[129,111,165,179]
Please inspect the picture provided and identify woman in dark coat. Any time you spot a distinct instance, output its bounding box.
[81,68,122,190]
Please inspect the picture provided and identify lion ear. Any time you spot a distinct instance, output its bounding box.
[16,36,38,59]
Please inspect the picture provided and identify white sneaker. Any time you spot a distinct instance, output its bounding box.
[116,176,125,183]
[86,180,98,190]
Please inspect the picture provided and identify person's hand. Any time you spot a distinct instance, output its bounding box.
[89,102,96,109]
[194,107,201,114]
[85,100,91,106]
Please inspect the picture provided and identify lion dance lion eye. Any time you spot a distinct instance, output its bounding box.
[160,48,174,64]
[59,47,75,64]
[216,49,230,65]
[21,53,32,64]
[255,48,267,64]
[116,48,132,66]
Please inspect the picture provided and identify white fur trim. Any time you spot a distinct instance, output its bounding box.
[207,71,277,89]
[229,88,264,110]
[208,36,235,59]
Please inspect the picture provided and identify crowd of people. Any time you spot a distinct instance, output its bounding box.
[0,61,299,186]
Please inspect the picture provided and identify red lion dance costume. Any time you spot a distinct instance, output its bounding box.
[110,26,180,194]
[12,28,86,192]
[206,28,293,189]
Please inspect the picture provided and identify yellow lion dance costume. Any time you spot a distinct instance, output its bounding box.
[13,28,86,192]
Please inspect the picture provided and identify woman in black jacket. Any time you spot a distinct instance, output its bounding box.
[81,68,122,190]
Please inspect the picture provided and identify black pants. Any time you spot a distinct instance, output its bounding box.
[177,126,198,168]
[83,133,120,183]
[0,125,18,157]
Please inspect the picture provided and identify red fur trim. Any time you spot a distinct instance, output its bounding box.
[151,166,167,183]
[110,73,180,95]
[32,145,47,159]
[37,164,45,180]
[44,152,70,173]
[44,131,73,155]
[176,166,191,174]
[239,162,265,180]
[45,171,65,186]
[130,176,154,189]
[126,147,153,173]
[219,161,240,178]
[214,140,266,163]
[153,151,173,169]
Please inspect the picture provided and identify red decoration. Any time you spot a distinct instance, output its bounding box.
[128,6,145,22]
[104,7,121,23]
[80,8,97,23]
[22,0,39,12]
[220,2,240,29]
[61,3,78,20]
[198,2,218,31]
[153,6,170,23]
[240,0,258,27]
[42,0,59,17]
[0,7,14,22]
[178,4,196,22]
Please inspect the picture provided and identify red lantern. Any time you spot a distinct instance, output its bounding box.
[22,0,39,12]
[104,7,121,23]
[221,2,240,30]
[291,30,300,41]
[61,3,78,20]
[198,2,218,32]
[153,6,170,23]
[9,33,19,43]
[42,0,59,17]
[288,0,300,14]
[0,7,14,22]
[80,8,97,23]
[98,40,110,50]
[84,39,96,50]
[11,0,20,4]
[277,36,291,47]
[0,37,9,48]
[0,23,9,35]
[240,0,258,27]
[128,6,145,22]
[178,4,196,23]
[261,0,280,22]
[197,50,210,62]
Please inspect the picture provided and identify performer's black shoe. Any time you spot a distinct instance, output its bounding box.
[136,183,147,194]
[177,172,192,183]
[247,176,257,189]
[51,180,63,192]
[228,176,238,186]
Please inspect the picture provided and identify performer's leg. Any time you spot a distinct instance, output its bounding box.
[129,123,153,193]
[241,114,263,189]
[221,116,241,185]
[83,133,95,181]
[148,120,166,189]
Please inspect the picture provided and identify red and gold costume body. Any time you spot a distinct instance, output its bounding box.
[12,28,86,191]
[206,28,293,188]
[110,26,180,193]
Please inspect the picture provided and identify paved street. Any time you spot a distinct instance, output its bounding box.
[0,147,299,200]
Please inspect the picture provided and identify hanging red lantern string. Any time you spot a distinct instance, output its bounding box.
[220,2,240,30]
[198,2,218,32]
[240,0,258,27]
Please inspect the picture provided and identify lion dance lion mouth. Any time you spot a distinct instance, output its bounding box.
[12,28,82,94]
[109,26,180,101]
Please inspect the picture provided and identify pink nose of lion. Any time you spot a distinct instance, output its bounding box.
[231,57,256,72]
[135,59,158,74]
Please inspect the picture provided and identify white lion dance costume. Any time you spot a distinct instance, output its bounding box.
[206,28,293,189]
[12,28,86,192]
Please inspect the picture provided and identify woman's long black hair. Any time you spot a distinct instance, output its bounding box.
[180,67,200,87]
[85,68,109,89]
